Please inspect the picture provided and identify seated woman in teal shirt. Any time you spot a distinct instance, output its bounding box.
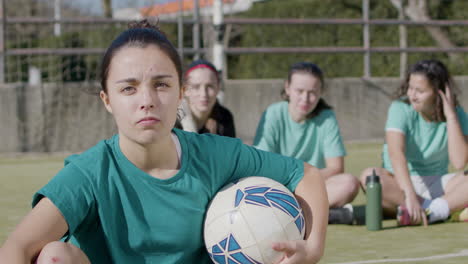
[360,59,468,226]
[254,62,360,224]
[0,21,328,263]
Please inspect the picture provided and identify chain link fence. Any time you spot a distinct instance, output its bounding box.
[1,0,468,152]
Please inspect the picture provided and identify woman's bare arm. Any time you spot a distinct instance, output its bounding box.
[0,198,68,263]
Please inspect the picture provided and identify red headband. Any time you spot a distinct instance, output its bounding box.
[185,64,219,81]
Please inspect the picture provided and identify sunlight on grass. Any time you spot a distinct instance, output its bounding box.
[1,144,468,263]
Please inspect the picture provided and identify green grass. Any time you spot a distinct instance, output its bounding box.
[322,142,468,264]
[1,144,468,263]
[0,156,63,243]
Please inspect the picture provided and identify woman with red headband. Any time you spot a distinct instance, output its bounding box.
[181,59,236,137]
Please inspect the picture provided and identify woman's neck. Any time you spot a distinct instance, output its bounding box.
[191,109,211,130]
[288,104,307,124]
[419,108,436,122]
[119,132,180,173]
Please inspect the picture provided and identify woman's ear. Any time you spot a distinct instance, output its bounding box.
[181,84,188,98]
[100,90,113,114]
[284,80,291,97]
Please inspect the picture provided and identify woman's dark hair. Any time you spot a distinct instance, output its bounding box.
[396,59,459,122]
[183,59,220,84]
[100,19,183,93]
[281,62,332,119]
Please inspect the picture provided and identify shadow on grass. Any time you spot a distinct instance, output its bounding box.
[352,204,400,230]
[352,204,366,226]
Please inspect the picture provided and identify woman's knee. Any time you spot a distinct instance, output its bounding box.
[341,174,360,196]
[36,241,90,264]
[360,167,385,188]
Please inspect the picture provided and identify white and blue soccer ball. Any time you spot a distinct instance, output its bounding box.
[204,176,305,264]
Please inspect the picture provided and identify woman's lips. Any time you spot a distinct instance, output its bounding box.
[137,117,160,126]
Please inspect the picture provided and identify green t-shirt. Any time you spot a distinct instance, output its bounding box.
[382,100,468,176]
[32,129,304,263]
[253,101,346,169]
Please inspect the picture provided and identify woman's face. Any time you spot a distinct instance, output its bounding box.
[407,73,436,116]
[285,72,322,122]
[100,45,182,145]
[184,68,219,115]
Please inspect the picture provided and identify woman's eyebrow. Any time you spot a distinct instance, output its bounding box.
[116,75,173,84]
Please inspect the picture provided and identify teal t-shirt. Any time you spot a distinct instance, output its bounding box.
[253,101,346,169]
[32,129,304,263]
[382,100,468,176]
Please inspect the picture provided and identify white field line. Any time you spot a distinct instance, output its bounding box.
[332,249,468,264]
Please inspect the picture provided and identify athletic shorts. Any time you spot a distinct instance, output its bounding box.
[410,173,457,200]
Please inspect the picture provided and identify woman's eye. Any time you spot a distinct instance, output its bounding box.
[155,82,169,89]
[122,86,135,93]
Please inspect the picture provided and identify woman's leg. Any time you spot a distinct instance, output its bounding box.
[360,167,404,216]
[325,173,360,208]
[36,241,90,264]
[442,171,468,213]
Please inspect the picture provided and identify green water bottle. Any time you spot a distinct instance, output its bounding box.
[366,169,382,231]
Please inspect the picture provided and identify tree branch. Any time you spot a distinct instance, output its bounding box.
[390,0,460,63]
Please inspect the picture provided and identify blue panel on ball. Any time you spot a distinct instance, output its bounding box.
[212,244,223,254]
[267,190,299,207]
[220,237,228,250]
[231,252,261,264]
[235,189,244,207]
[245,186,269,194]
[295,217,303,233]
[268,196,299,217]
[245,194,270,207]
[228,234,241,251]
[213,254,226,264]
[228,258,237,264]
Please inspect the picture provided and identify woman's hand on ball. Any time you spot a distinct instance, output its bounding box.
[272,240,322,264]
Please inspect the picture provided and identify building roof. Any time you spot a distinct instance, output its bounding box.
[141,0,236,17]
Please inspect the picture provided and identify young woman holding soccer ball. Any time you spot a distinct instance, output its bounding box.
[0,20,328,263]
[360,59,468,226]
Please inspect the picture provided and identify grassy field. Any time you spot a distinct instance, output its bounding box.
[1,143,468,263]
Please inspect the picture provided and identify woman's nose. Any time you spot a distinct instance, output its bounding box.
[140,89,155,110]
[200,87,209,97]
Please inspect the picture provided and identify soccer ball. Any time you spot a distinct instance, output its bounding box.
[204,176,305,264]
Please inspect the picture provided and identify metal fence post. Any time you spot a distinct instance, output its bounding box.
[213,0,224,73]
[213,0,225,103]
[397,0,407,78]
[193,0,200,60]
[54,0,61,36]
[0,0,5,83]
[178,0,184,60]
[363,0,370,78]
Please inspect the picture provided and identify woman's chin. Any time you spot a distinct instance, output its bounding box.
[195,105,213,113]
[411,104,422,112]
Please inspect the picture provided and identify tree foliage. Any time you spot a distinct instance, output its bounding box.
[227,0,468,79]
[4,0,468,81]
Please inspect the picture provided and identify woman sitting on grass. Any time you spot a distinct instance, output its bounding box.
[254,62,360,225]
[360,59,468,226]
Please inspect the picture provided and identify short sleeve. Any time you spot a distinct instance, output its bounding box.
[226,139,304,192]
[32,161,96,236]
[322,111,347,158]
[456,106,468,135]
[253,110,279,153]
[385,101,408,134]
